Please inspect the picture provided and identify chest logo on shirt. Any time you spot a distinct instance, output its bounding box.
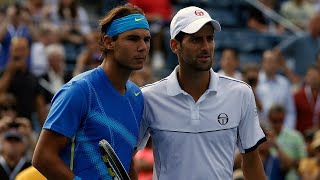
[218,113,229,125]
[134,91,141,96]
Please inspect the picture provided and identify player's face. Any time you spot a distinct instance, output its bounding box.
[177,23,215,71]
[112,29,151,70]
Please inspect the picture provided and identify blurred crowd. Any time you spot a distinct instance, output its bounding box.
[0,0,319,179]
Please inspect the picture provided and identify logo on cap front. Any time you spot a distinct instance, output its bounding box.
[194,10,204,16]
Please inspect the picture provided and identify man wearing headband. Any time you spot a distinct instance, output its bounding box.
[137,6,266,179]
[33,4,150,180]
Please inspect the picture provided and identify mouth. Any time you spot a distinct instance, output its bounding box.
[197,55,211,61]
[135,57,145,60]
[134,55,147,61]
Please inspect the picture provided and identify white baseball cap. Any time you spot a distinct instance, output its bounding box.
[170,6,221,39]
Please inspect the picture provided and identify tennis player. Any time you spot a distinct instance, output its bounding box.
[32,4,150,180]
[137,6,267,180]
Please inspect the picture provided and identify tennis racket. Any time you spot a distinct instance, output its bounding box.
[99,139,131,180]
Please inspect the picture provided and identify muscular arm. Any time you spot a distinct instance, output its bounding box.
[241,149,266,180]
[0,70,13,94]
[0,57,21,93]
[32,129,75,180]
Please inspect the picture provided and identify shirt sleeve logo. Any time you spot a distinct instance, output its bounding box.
[134,91,141,96]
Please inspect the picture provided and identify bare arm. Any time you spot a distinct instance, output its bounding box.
[0,59,17,94]
[129,154,138,180]
[273,143,293,173]
[35,94,48,126]
[32,129,75,180]
[241,149,266,180]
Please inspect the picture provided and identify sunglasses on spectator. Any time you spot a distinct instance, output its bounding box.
[269,118,284,124]
[0,104,16,111]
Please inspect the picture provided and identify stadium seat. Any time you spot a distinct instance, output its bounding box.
[205,8,241,28]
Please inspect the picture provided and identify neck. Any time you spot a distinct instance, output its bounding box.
[177,66,210,102]
[224,70,235,77]
[100,59,131,95]
[266,72,276,80]
[3,154,20,168]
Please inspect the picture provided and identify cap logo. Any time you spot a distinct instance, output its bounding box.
[194,10,204,16]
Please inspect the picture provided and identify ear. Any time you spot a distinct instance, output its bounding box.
[103,35,114,50]
[170,39,180,54]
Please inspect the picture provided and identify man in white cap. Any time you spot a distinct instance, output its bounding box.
[137,6,266,179]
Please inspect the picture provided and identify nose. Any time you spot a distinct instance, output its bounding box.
[201,39,213,52]
[137,39,149,52]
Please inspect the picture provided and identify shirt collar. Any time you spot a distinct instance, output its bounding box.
[166,66,219,96]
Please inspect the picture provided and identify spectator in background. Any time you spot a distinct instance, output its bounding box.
[134,139,153,180]
[275,12,320,77]
[30,22,59,77]
[256,50,296,128]
[299,130,320,180]
[49,0,91,63]
[246,0,285,35]
[0,2,34,68]
[0,118,33,180]
[268,104,307,180]
[294,64,320,134]
[129,0,173,70]
[129,64,154,87]
[0,37,47,128]
[242,63,263,113]
[99,0,128,16]
[303,128,318,157]
[0,93,37,161]
[73,31,102,76]
[23,0,52,27]
[218,48,242,80]
[259,124,287,180]
[280,0,316,30]
[38,43,72,116]
[316,0,320,13]
[0,93,17,119]
[316,50,320,66]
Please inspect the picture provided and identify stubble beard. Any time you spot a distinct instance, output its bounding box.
[179,49,214,71]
